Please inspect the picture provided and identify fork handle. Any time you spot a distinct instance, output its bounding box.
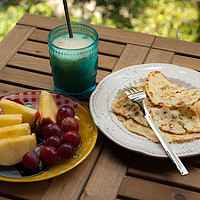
[143,105,188,176]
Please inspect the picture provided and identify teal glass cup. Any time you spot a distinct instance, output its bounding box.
[48,23,99,99]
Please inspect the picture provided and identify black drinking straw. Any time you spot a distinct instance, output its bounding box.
[62,0,73,38]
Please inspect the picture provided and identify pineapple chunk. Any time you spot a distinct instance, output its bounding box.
[0,123,31,140]
[0,114,22,128]
[0,134,37,166]
[38,90,58,125]
[0,99,40,127]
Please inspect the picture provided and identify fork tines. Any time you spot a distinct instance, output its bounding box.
[122,87,145,103]
[123,87,144,96]
[124,87,141,94]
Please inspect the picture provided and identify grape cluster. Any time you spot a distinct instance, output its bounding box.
[22,105,81,170]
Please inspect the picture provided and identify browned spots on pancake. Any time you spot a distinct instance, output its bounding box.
[177,101,185,105]
[149,91,153,96]
[169,122,174,128]
[169,95,175,99]
[158,102,165,106]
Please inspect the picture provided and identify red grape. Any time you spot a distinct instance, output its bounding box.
[56,105,75,124]
[45,136,62,149]
[42,123,61,139]
[22,152,40,170]
[58,143,74,159]
[40,146,59,166]
[61,117,79,132]
[63,131,81,149]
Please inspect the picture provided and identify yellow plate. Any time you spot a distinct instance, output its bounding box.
[0,90,98,182]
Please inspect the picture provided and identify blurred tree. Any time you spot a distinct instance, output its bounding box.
[70,0,200,42]
[0,0,55,41]
[132,0,199,41]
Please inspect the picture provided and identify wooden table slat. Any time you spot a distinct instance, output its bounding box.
[0,181,49,200]
[96,69,111,83]
[99,41,125,57]
[0,82,28,97]
[172,55,200,71]
[19,40,49,58]
[98,55,118,71]
[118,176,200,200]
[29,28,49,42]
[128,155,200,191]
[113,44,150,71]
[153,36,200,57]
[0,67,54,90]
[0,24,35,71]
[8,53,51,74]
[18,14,155,46]
[145,48,174,64]
[79,140,132,200]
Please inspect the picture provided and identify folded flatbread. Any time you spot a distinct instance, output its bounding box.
[146,71,200,107]
[112,71,200,143]
[117,115,200,143]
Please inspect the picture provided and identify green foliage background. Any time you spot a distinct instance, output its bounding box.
[0,0,199,42]
[0,0,55,41]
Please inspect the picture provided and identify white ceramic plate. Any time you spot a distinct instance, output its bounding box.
[90,63,200,158]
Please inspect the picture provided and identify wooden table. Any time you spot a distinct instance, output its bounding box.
[0,13,200,200]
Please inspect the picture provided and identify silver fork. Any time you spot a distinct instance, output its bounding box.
[123,86,188,176]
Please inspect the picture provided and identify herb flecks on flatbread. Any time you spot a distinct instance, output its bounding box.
[118,115,200,143]
[112,71,200,143]
[146,71,200,108]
